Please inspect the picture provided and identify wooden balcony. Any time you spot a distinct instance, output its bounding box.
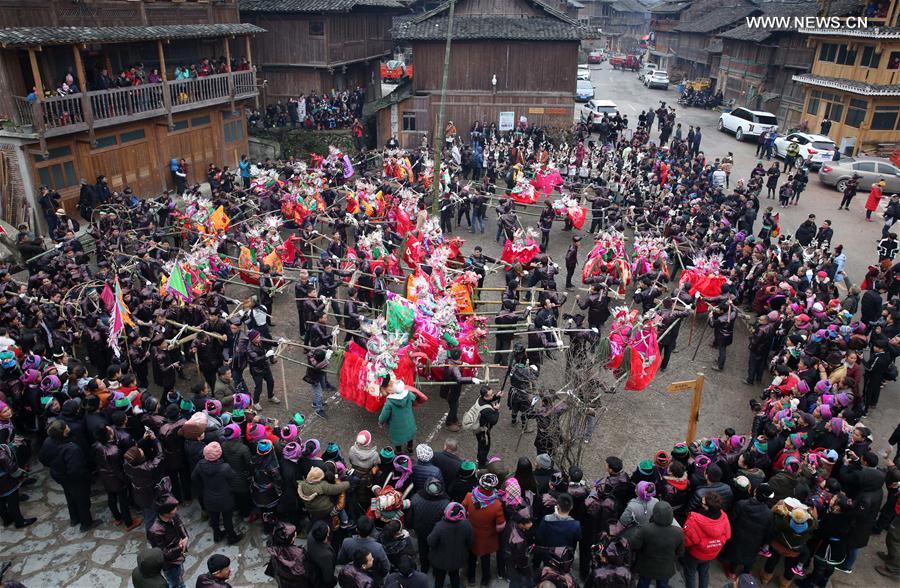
[7,69,257,139]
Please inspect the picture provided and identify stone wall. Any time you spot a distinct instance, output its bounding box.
[0,141,28,228]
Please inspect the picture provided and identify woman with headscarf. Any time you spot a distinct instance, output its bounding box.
[192,441,243,544]
[428,502,473,588]
[619,481,659,541]
[462,473,506,586]
[250,439,283,533]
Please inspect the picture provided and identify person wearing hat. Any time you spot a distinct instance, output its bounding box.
[761,499,818,586]
[147,498,189,588]
[412,443,443,492]
[379,380,419,454]
[192,442,243,545]
[462,473,506,586]
[299,466,351,522]
[409,477,450,573]
[247,328,278,410]
[428,502,473,588]
[39,419,97,532]
[131,547,168,588]
[564,235,582,290]
[196,553,233,587]
[629,499,684,588]
[124,429,166,531]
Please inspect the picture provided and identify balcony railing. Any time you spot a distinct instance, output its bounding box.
[8,69,257,138]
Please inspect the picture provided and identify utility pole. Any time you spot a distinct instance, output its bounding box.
[432,0,456,215]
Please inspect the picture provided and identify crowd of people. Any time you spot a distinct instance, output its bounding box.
[0,94,898,588]
[247,88,367,133]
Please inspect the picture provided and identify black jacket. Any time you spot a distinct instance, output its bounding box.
[721,498,774,565]
[192,458,237,512]
[427,518,473,571]
[409,489,451,538]
[307,533,337,588]
[630,502,684,581]
[39,436,89,485]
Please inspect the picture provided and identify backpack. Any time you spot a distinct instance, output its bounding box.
[461,401,490,432]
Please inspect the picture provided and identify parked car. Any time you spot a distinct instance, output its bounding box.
[819,157,900,193]
[580,99,618,130]
[575,79,595,102]
[773,132,836,169]
[577,66,592,81]
[644,70,669,89]
[380,60,412,83]
[587,50,604,64]
[717,107,778,141]
[638,63,658,83]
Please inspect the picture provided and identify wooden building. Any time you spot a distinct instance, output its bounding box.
[0,18,261,234]
[793,0,900,154]
[377,0,582,149]
[0,0,241,28]
[239,0,404,103]
[578,0,649,52]
[716,0,861,131]
[647,0,690,72]
[670,0,758,87]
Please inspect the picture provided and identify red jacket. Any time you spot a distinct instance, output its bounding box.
[683,510,731,561]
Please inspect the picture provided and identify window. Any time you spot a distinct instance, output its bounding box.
[191,115,210,127]
[222,110,239,120]
[93,135,117,149]
[34,145,73,161]
[224,120,243,143]
[854,161,876,172]
[120,129,146,143]
[861,45,881,68]
[807,91,820,115]
[309,20,325,37]
[889,52,900,70]
[171,120,189,131]
[37,160,77,191]
[819,43,838,62]
[872,105,900,130]
[845,98,867,128]
[402,111,416,131]
[877,163,900,176]
[836,44,857,66]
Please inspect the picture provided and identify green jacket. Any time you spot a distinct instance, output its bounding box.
[786,142,800,157]
[298,479,351,514]
[379,392,417,445]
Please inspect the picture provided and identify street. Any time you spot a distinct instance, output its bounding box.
[2,64,897,588]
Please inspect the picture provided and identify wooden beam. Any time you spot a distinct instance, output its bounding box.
[27,48,47,153]
[72,45,95,145]
[224,36,235,113]
[157,40,174,129]
[27,48,43,100]
[244,35,253,69]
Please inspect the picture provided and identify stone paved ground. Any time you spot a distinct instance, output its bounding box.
[2,63,898,587]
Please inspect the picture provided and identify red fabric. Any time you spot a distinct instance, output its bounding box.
[395,208,414,236]
[404,233,426,268]
[625,331,662,392]
[339,342,385,413]
[567,207,587,230]
[683,511,732,560]
[511,189,539,205]
[457,331,482,377]
[679,270,727,313]
[865,185,883,212]
[501,240,540,265]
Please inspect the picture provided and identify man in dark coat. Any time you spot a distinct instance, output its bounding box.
[147,498,189,588]
[564,236,581,289]
[432,438,464,485]
[709,301,736,371]
[629,501,684,587]
[409,479,451,573]
[837,451,885,572]
[192,441,243,544]
[307,520,337,588]
[746,313,775,385]
[196,554,234,588]
[657,297,690,371]
[720,483,775,576]
[132,548,168,588]
[795,214,818,246]
[39,420,96,532]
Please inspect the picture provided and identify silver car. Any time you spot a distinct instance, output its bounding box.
[819,156,900,193]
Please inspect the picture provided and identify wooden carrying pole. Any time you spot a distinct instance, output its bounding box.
[667,373,705,444]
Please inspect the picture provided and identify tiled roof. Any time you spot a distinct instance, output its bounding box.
[800,26,900,39]
[393,16,584,40]
[674,5,758,33]
[792,73,900,96]
[0,24,265,48]
[394,0,582,41]
[610,0,648,13]
[650,0,690,14]
[239,0,403,12]
[719,0,861,43]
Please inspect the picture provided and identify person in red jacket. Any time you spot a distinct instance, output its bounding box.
[682,492,732,588]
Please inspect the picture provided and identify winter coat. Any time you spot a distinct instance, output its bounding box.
[266,544,311,588]
[463,492,506,556]
[620,497,658,530]
[427,518,473,571]
[39,437,89,485]
[307,533,337,588]
[812,510,853,565]
[147,514,189,566]
[384,571,430,588]
[844,473,883,548]
[720,498,774,566]
[195,574,232,587]
[683,509,731,560]
[381,531,418,570]
[158,419,185,472]
[0,443,24,496]
[192,458,237,512]
[378,392,416,446]
[131,547,168,588]
[220,437,252,495]
[124,442,165,509]
[93,440,128,493]
[278,458,303,518]
[431,451,463,484]
[630,502,684,581]
[409,489,451,539]
[866,185,883,212]
[536,512,581,549]
[411,461,443,492]
[337,536,391,579]
[338,565,374,588]
[689,481,734,512]
[298,478,350,516]
[251,452,283,509]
